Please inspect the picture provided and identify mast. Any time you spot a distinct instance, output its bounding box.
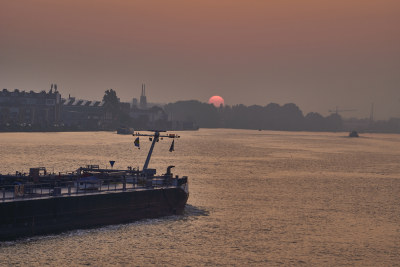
[143,131,159,170]
[133,130,180,171]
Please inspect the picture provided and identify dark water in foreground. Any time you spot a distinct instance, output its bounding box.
[0,129,399,266]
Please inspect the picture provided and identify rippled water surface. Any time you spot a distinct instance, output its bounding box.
[0,129,400,266]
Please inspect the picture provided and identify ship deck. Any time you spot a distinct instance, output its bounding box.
[1,181,180,203]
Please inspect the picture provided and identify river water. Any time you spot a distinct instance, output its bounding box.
[0,129,399,266]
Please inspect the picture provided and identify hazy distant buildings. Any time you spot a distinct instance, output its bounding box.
[0,87,61,128]
[61,97,108,129]
[0,86,116,130]
[131,98,138,108]
[0,85,191,131]
[62,85,170,130]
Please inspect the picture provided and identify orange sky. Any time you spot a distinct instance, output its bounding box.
[1,0,399,118]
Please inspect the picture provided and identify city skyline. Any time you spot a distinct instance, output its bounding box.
[1,0,399,119]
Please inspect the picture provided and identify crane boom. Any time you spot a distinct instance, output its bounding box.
[133,130,180,171]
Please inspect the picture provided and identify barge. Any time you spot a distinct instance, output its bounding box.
[0,131,188,241]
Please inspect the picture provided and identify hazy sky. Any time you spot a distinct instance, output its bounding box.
[1,0,399,119]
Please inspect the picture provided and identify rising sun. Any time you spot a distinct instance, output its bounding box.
[208,95,225,107]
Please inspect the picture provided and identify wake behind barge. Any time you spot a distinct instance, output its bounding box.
[0,131,188,241]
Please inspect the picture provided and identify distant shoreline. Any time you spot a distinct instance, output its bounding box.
[0,128,399,134]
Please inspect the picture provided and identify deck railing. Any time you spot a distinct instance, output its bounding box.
[1,177,179,202]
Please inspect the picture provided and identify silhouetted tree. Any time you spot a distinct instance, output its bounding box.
[103,89,119,114]
[164,100,219,128]
[263,103,281,129]
[305,112,325,131]
[102,89,126,128]
[325,113,343,131]
[278,103,304,130]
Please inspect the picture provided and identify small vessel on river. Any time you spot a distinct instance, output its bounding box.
[0,131,188,241]
[349,130,359,137]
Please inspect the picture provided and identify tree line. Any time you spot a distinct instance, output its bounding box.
[164,100,343,131]
[103,91,400,133]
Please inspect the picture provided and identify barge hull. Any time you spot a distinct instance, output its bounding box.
[0,187,188,241]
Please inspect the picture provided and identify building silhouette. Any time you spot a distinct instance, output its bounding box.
[0,86,61,127]
[61,97,107,129]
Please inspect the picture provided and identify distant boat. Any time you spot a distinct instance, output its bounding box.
[349,131,359,137]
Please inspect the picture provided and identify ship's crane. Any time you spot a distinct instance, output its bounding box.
[133,130,180,171]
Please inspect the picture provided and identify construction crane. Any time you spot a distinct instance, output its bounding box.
[328,106,357,115]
